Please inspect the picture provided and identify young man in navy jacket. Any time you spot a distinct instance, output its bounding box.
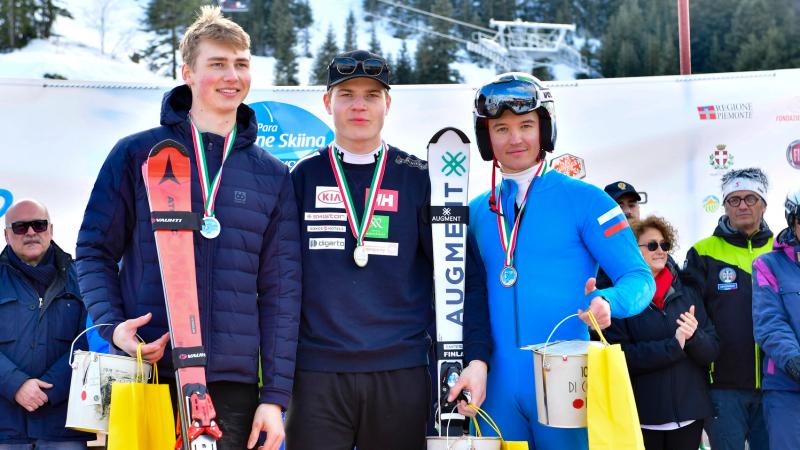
[285,50,489,450]
[75,7,300,450]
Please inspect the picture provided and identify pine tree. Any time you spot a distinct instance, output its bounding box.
[0,0,71,51]
[269,0,298,85]
[393,40,414,84]
[368,22,381,54]
[600,0,646,77]
[143,0,205,79]
[310,24,339,86]
[343,9,356,51]
[414,0,461,84]
[291,0,313,57]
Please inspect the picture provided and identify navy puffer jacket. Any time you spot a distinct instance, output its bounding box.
[76,85,302,408]
[0,244,92,444]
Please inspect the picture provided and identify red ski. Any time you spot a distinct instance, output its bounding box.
[143,139,222,450]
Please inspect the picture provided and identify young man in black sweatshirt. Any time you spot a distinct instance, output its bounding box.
[285,50,489,450]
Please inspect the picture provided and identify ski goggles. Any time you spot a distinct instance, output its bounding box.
[475,77,551,119]
[7,219,49,235]
[639,241,671,252]
[332,57,387,77]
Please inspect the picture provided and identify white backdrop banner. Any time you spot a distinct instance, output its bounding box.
[1,69,799,262]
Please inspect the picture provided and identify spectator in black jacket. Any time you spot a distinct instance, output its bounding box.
[604,215,719,450]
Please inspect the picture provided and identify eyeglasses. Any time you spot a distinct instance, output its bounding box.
[332,57,386,76]
[725,194,760,207]
[639,241,671,252]
[6,220,49,235]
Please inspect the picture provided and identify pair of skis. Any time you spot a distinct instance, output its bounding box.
[428,128,472,436]
[142,140,221,450]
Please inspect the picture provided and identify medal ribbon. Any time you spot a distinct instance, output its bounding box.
[496,160,546,267]
[328,143,388,247]
[188,115,237,218]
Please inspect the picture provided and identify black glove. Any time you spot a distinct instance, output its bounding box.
[785,356,800,383]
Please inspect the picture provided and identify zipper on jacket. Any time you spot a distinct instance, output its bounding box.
[709,362,715,384]
[755,344,761,389]
[38,297,43,309]
[748,239,753,254]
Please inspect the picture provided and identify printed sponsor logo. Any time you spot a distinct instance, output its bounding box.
[696,103,752,120]
[179,352,206,360]
[709,144,735,171]
[363,240,399,256]
[307,225,346,233]
[395,154,428,170]
[309,238,345,250]
[234,190,247,204]
[0,188,12,217]
[315,186,344,209]
[365,215,390,239]
[365,189,399,212]
[431,206,468,224]
[719,267,737,283]
[717,283,738,291]
[441,151,467,177]
[787,139,800,170]
[304,212,347,221]
[550,153,586,179]
[703,195,720,213]
[775,96,800,122]
[250,101,334,169]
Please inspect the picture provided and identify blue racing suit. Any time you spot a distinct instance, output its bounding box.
[467,167,654,449]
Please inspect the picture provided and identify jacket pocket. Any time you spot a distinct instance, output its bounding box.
[0,296,20,344]
[50,296,83,342]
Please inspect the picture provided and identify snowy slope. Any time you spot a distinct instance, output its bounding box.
[0,0,499,85]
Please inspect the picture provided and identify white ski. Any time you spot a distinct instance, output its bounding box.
[427,127,471,434]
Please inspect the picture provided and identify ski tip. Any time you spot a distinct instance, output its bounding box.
[149,139,190,158]
[428,127,471,146]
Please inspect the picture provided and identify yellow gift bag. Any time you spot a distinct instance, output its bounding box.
[586,312,644,450]
[107,343,175,450]
[470,404,530,450]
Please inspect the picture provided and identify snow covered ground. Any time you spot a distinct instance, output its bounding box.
[0,0,498,86]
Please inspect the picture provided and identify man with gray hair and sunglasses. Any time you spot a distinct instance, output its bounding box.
[685,167,774,450]
[1,199,93,448]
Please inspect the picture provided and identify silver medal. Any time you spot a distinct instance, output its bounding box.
[353,245,369,268]
[500,265,518,288]
[200,216,221,239]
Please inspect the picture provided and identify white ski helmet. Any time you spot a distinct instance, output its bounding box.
[473,72,556,161]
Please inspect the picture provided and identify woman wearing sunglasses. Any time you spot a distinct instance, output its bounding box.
[604,216,719,450]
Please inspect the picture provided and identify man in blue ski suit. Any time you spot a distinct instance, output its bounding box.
[453,73,655,449]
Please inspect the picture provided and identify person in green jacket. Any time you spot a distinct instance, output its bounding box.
[684,167,773,450]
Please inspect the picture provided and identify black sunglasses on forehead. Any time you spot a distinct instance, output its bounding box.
[639,241,671,252]
[332,57,386,76]
[7,219,49,235]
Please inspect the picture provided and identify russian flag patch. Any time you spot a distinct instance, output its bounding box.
[597,206,629,238]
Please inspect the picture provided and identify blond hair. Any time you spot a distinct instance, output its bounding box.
[180,5,250,69]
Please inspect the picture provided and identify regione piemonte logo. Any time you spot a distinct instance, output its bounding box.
[697,103,752,120]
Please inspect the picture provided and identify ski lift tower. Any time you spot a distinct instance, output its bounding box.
[372,0,587,75]
[217,0,250,13]
[469,20,587,73]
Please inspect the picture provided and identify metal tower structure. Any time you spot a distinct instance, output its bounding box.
[371,0,588,74]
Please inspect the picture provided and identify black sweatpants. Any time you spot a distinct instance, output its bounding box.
[641,420,704,450]
[166,379,259,450]
[284,367,430,450]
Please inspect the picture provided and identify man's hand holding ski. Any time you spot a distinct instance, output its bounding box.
[112,312,170,362]
[447,360,487,417]
[247,403,285,450]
